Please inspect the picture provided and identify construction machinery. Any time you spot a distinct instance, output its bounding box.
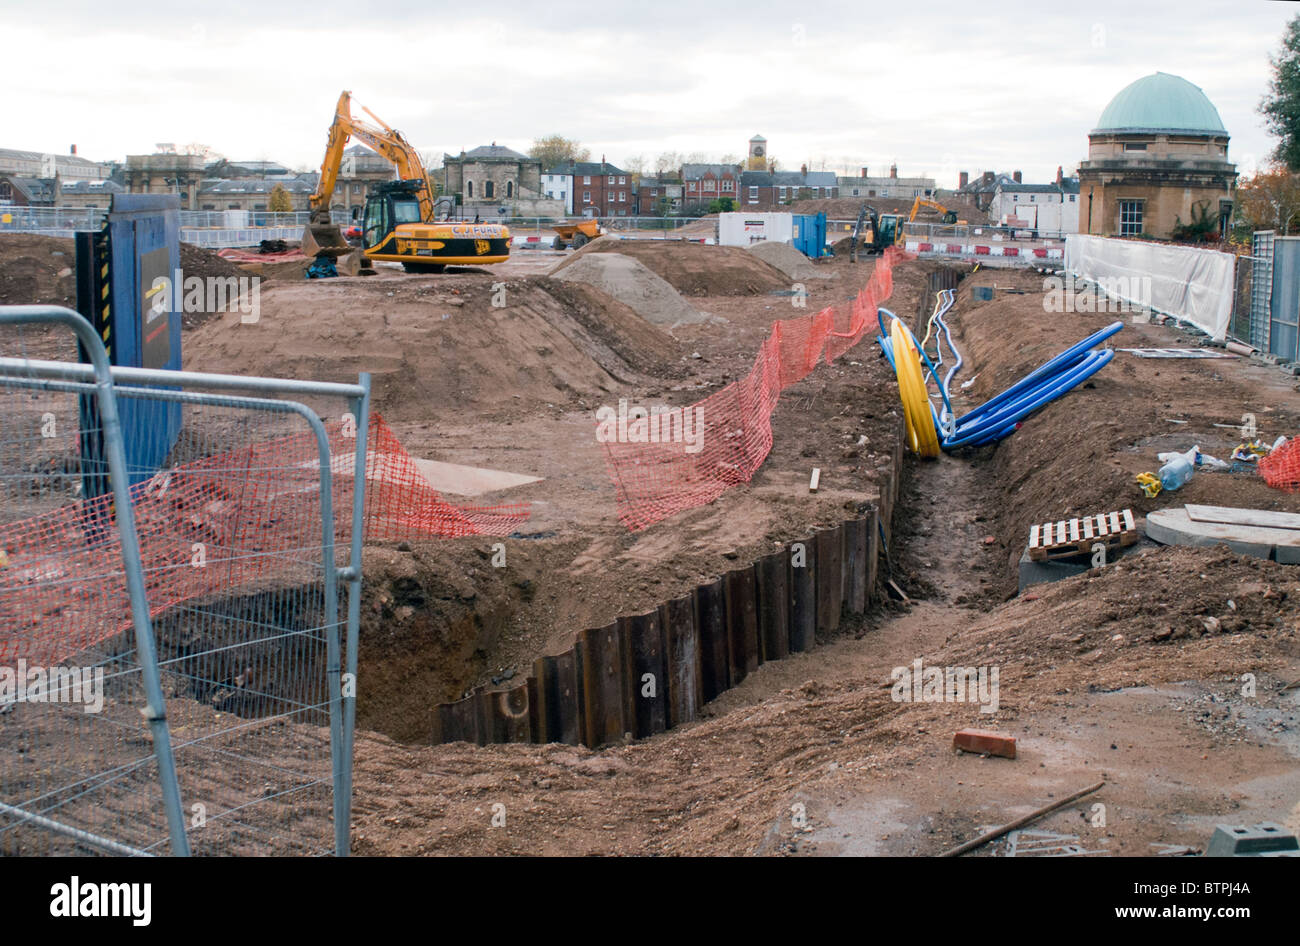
[304,91,510,273]
[550,219,603,250]
[905,197,960,227]
[850,198,964,259]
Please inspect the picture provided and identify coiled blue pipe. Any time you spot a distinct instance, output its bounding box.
[877,295,1121,452]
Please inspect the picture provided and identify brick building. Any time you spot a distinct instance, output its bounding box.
[545,160,632,217]
[738,167,837,209]
[682,163,741,210]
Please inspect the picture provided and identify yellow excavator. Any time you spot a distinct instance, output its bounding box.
[303,91,510,272]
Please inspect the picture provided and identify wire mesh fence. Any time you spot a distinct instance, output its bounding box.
[0,307,369,855]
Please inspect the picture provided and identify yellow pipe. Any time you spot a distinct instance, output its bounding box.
[890,317,940,458]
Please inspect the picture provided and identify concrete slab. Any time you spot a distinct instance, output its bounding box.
[1145,507,1300,561]
[410,458,542,497]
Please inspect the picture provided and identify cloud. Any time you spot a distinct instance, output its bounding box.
[1,0,1293,183]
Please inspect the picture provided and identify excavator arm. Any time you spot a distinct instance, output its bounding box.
[309,90,436,223]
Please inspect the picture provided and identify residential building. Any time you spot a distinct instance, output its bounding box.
[1077,72,1236,239]
[987,168,1081,235]
[544,159,631,217]
[55,179,126,210]
[196,177,314,212]
[682,163,742,210]
[0,176,55,207]
[954,170,1019,213]
[837,165,935,200]
[738,167,838,210]
[634,178,684,215]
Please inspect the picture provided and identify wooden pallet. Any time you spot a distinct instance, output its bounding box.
[1028,509,1137,562]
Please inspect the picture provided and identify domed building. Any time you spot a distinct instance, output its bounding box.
[1077,72,1236,240]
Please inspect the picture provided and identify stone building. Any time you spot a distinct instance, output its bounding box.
[0,146,109,182]
[124,153,207,209]
[1077,72,1236,240]
[837,165,935,200]
[442,144,562,217]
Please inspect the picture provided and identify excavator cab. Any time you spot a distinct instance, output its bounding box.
[362,182,422,249]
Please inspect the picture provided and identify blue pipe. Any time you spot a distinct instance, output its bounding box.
[877,294,1121,451]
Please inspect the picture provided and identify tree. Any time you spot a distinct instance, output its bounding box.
[654,151,685,180]
[623,153,646,188]
[1262,14,1300,171]
[1236,164,1300,235]
[268,183,294,213]
[529,135,590,171]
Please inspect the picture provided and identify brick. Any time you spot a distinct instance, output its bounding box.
[954,728,1017,759]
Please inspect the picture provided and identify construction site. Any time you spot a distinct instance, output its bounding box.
[3,7,1300,887]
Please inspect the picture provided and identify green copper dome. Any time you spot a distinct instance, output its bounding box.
[1093,72,1228,136]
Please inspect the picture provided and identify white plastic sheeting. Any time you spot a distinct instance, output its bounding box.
[1065,234,1235,341]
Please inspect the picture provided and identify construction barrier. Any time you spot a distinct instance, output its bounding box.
[600,247,907,531]
[0,413,527,668]
[431,422,903,747]
[1260,439,1300,491]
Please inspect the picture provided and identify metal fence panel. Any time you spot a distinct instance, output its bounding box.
[1270,236,1300,363]
[1251,231,1275,353]
[0,307,367,856]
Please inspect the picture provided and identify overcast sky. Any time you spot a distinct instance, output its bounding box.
[3,0,1294,186]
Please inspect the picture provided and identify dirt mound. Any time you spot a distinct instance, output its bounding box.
[553,239,790,296]
[182,272,681,420]
[551,253,713,328]
[0,234,76,307]
[745,240,835,281]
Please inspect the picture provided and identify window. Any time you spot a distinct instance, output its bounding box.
[583,176,591,185]
[467,180,474,198]
[1119,199,1143,236]
[689,182,697,191]
[506,181,514,198]
[1029,195,1035,202]
[722,180,734,192]
[748,186,759,204]
[704,179,716,192]
[1069,194,1076,202]
[583,191,591,203]
[609,175,615,184]
[484,180,495,199]
[619,176,626,185]
[1123,142,1148,152]
[619,192,626,202]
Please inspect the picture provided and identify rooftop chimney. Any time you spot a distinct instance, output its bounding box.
[1013,170,1022,183]
[889,163,897,178]
[1055,165,1063,185]
[959,170,969,189]
[861,166,869,178]
[800,163,808,175]
[70,144,77,156]
[983,171,995,184]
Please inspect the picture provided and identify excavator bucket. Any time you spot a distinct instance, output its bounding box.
[301,221,350,259]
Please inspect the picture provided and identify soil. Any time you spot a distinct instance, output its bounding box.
[339,255,1300,856]
[552,238,792,296]
[9,232,1300,857]
[745,240,837,281]
[0,234,77,308]
[551,253,713,327]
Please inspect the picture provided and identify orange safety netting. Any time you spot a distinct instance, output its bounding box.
[0,413,528,666]
[602,247,907,531]
[1259,438,1300,491]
